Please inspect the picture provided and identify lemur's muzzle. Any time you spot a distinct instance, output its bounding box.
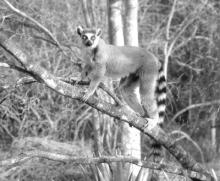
[85,40,93,46]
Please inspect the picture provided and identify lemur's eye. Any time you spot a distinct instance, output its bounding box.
[91,36,95,41]
[82,35,87,40]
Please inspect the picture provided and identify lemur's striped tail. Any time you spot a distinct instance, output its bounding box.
[156,63,167,124]
[148,63,167,181]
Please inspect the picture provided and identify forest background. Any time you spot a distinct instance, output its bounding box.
[0,0,220,180]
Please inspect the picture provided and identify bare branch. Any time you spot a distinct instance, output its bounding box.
[59,78,122,106]
[168,0,208,55]
[174,58,203,74]
[164,0,208,78]
[0,31,214,181]
[2,0,63,52]
[99,83,122,105]
[211,169,218,181]
[173,35,211,53]
[171,100,220,123]
[0,150,210,180]
[15,76,37,86]
[170,130,205,163]
[0,122,15,139]
[0,70,122,106]
[166,0,177,41]
[0,61,27,74]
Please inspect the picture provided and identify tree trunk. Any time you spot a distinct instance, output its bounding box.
[81,0,92,27]
[123,0,141,166]
[107,0,124,45]
[108,0,142,178]
[124,0,139,46]
[107,0,126,180]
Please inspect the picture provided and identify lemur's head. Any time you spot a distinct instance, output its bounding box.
[76,26,102,49]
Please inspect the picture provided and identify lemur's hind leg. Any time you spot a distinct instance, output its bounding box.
[139,70,159,122]
[119,74,145,116]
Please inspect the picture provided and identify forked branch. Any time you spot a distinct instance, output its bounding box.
[0,31,214,181]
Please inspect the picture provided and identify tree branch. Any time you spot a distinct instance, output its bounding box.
[0,150,209,180]
[2,0,64,52]
[0,30,214,181]
[6,75,122,106]
[168,0,208,55]
[166,0,177,41]
[171,100,220,123]
[170,130,205,163]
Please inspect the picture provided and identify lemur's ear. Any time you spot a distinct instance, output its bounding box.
[76,26,84,36]
[96,28,102,37]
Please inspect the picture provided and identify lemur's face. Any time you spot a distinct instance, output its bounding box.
[76,26,102,49]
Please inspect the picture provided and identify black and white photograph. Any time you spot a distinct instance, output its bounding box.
[0,0,219,180]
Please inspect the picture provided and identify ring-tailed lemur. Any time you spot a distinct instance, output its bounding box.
[76,26,166,125]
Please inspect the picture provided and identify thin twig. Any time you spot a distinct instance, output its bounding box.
[171,100,220,123]
[163,0,177,77]
[2,0,64,52]
[170,130,205,163]
[166,0,177,41]
[0,123,15,139]
[0,42,27,69]
[168,0,208,55]
[174,58,203,73]
[99,82,122,106]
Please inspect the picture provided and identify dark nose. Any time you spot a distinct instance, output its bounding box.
[86,41,92,46]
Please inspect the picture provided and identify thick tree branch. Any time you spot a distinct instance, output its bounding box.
[62,78,122,105]
[0,150,209,180]
[0,31,214,181]
[0,74,122,106]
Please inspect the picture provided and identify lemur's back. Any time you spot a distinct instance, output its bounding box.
[97,39,159,78]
